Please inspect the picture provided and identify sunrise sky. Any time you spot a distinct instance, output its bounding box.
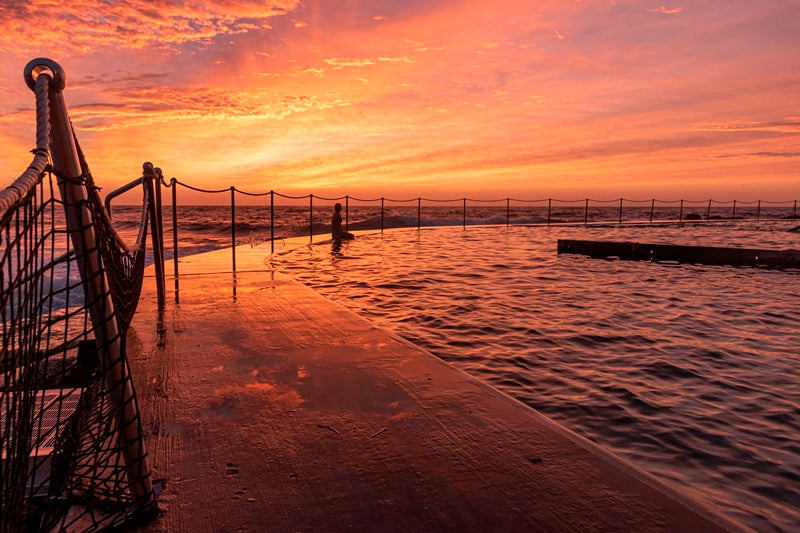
[0,1,798,202]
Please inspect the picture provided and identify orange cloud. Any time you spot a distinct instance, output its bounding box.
[324,58,376,69]
[692,120,800,134]
[401,37,442,53]
[377,56,415,64]
[62,85,352,132]
[0,0,300,54]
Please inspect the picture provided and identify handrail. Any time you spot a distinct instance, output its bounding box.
[105,176,144,216]
[105,168,168,310]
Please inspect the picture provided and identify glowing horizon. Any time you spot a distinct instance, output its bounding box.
[1,1,798,203]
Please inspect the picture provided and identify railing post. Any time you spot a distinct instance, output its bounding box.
[756,200,761,220]
[463,198,466,230]
[171,178,179,303]
[30,59,155,509]
[584,198,588,225]
[417,197,421,231]
[547,198,551,226]
[650,199,655,223]
[309,194,313,242]
[506,198,510,227]
[381,197,385,233]
[147,165,165,310]
[618,197,623,223]
[732,200,736,220]
[230,186,236,273]
[679,199,684,221]
[707,199,711,221]
[270,190,274,255]
[345,195,349,233]
[154,168,165,261]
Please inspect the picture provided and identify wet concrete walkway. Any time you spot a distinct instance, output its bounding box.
[130,243,746,532]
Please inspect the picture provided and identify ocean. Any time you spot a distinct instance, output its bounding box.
[113,204,799,531]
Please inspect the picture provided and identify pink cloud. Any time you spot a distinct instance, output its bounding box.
[692,120,800,134]
[649,6,684,15]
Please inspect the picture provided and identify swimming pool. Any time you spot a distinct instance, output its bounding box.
[271,221,800,532]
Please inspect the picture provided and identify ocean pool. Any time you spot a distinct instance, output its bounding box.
[271,221,800,532]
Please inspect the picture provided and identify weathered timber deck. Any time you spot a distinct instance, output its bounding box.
[128,243,748,532]
[557,239,800,268]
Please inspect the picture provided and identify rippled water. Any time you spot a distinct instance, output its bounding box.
[271,221,800,532]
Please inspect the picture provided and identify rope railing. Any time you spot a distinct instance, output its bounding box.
[153,178,798,293]
[1,58,159,531]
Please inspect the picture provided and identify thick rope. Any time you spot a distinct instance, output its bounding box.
[0,74,51,222]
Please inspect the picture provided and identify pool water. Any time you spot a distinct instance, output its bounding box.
[271,222,800,532]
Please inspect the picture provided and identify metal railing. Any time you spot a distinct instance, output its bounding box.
[141,179,798,301]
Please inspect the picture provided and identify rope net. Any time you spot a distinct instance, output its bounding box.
[1,61,156,531]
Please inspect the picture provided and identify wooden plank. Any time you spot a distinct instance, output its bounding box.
[558,239,800,268]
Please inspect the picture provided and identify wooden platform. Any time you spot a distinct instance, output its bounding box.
[558,239,800,268]
[128,244,748,532]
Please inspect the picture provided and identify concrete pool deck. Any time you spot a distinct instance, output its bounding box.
[129,241,747,532]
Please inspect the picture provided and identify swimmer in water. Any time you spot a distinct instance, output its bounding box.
[331,203,355,241]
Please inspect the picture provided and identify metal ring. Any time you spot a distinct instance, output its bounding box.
[24,58,66,91]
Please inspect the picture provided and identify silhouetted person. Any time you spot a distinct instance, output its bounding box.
[331,203,354,241]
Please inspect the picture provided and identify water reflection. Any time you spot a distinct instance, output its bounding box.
[331,238,353,257]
